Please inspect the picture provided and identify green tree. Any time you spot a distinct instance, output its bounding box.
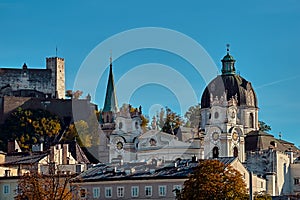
[75,120,92,147]
[63,121,92,148]
[178,160,248,200]
[87,110,101,146]
[0,108,62,151]
[184,103,201,128]
[259,121,271,132]
[161,107,183,134]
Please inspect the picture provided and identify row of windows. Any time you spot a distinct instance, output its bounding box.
[81,185,182,198]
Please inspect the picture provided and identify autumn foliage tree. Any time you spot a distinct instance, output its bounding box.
[0,107,62,151]
[15,172,78,200]
[178,160,248,200]
[254,191,272,200]
[63,120,92,147]
[161,107,183,134]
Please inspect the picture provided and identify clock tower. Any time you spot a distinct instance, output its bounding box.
[109,104,142,163]
[98,56,143,163]
[200,46,259,162]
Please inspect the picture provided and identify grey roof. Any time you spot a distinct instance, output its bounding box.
[216,157,237,166]
[245,130,300,155]
[72,157,237,183]
[73,160,198,182]
[201,74,258,109]
[72,142,90,164]
[3,153,48,165]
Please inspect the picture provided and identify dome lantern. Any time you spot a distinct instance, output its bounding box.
[221,44,236,75]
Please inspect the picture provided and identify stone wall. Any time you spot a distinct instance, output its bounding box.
[0,96,98,124]
[0,67,53,97]
[246,149,291,196]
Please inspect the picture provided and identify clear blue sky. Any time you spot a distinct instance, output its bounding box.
[1,0,300,146]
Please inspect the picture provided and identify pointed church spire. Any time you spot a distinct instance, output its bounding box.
[221,44,236,75]
[103,54,119,112]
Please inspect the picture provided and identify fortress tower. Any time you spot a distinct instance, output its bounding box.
[46,57,65,99]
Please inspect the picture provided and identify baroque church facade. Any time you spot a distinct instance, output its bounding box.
[97,49,300,197]
[98,48,260,164]
[98,57,203,164]
[200,47,259,163]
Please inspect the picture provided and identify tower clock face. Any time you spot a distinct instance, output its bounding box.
[232,132,239,141]
[116,141,123,150]
[113,137,124,152]
[212,132,219,141]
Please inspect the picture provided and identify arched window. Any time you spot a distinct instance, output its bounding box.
[106,115,109,123]
[213,147,219,158]
[249,113,254,128]
[233,147,238,157]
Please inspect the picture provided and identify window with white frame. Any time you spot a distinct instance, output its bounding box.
[105,187,112,198]
[3,184,10,194]
[131,186,139,197]
[117,187,124,197]
[145,186,152,197]
[159,185,166,196]
[93,187,100,198]
[173,185,182,196]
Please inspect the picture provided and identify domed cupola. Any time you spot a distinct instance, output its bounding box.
[200,45,258,109]
[221,45,236,75]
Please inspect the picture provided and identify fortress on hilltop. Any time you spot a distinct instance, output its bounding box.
[0,57,65,99]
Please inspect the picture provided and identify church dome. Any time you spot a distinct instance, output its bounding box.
[201,48,258,108]
[222,53,235,62]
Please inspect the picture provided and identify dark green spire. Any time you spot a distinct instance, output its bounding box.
[103,56,119,112]
[221,44,236,75]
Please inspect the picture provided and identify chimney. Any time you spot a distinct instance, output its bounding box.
[192,155,197,162]
[266,172,276,196]
[7,141,15,154]
[62,144,68,165]
[7,140,22,154]
[286,148,294,164]
[4,170,11,177]
[50,146,55,162]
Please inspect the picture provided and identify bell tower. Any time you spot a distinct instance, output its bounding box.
[99,56,119,135]
[203,93,245,162]
[98,56,119,163]
[200,46,259,163]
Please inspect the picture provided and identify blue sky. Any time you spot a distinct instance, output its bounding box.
[0,0,300,146]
